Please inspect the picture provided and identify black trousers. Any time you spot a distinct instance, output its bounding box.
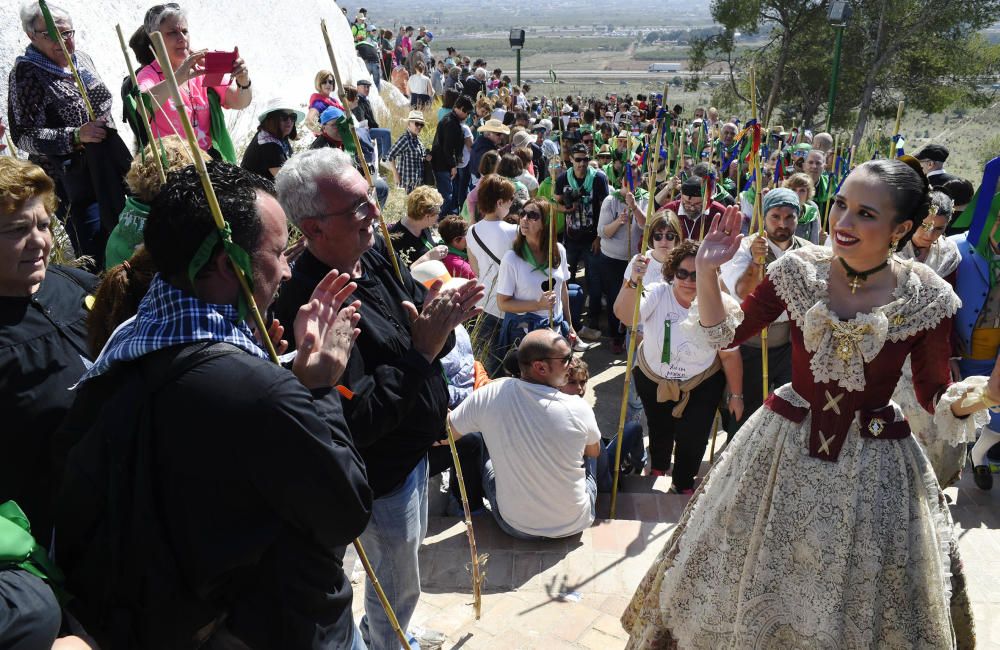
[633,368,726,490]
[722,342,794,437]
[427,431,486,508]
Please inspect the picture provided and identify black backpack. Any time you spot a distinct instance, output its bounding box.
[55,343,243,650]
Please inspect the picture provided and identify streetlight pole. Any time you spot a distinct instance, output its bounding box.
[825,1,852,132]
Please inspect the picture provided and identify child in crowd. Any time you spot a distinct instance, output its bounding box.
[438,214,476,280]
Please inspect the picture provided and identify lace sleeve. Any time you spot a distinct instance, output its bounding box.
[683,292,744,351]
[933,377,991,446]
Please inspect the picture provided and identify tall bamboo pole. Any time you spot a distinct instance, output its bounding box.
[750,68,768,405]
[320,19,403,286]
[39,1,94,121]
[610,83,669,519]
[891,100,905,159]
[547,198,555,328]
[150,30,410,650]
[446,420,486,619]
[115,24,165,185]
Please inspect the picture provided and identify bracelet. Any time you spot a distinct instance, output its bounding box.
[729,394,743,400]
[236,78,252,90]
[626,279,638,289]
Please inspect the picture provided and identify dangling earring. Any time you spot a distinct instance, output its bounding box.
[888,238,898,259]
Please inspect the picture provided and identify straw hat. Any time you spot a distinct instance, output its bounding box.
[478,119,510,135]
[511,131,533,149]
[403,110,426,124]
[596,144,612,158]
[258,97,305,124]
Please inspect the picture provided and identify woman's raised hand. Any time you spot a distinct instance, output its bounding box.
[696,205,743,272]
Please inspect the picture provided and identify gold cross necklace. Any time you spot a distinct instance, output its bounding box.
[838,256,889,294]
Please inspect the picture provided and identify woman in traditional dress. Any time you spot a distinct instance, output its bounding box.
[623,158,997,649]
[892,190,964,486]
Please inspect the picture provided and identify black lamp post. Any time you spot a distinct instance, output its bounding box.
[509,29,525,87]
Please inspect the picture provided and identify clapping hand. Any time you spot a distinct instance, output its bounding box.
[292,270,361,389]
[407,279,485,363]
[696,206,743,272]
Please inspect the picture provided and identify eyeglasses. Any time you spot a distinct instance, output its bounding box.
[572,157,589,164]
[673,268,697,281]
[520,209,542,221]
[652,231,678,242]
[322,187,379,221]
[33,28,76,41]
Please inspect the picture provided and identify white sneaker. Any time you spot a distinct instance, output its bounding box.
[578,326,603,341]
[573,339,598,352]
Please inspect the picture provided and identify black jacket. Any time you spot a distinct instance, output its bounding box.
[352,95,379,130]
[0,265,96,543]
[271,238,454,497]
[55,343,371,649]
[431,110,466,172]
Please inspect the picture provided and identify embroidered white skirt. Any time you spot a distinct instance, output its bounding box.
[622,384,975,650]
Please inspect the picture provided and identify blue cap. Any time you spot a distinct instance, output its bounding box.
[319,106,345,125]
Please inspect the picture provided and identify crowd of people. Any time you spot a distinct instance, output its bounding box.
[2,1,999,648]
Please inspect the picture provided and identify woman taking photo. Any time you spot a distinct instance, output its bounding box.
[624,158,993,648]
[136,3,252,159]
[496,199,578,345]
[613,240,738,489]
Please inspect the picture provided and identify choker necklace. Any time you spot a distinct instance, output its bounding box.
[838,256,889,294]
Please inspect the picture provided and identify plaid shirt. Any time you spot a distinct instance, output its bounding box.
[80,275,267,382]
[387,130,426,193]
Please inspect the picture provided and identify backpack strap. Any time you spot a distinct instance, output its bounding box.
[470,224,501,265]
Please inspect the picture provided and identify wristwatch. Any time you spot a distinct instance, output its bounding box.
[626,278,638,289]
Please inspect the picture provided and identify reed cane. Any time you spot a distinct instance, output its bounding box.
[115,24,165,184]
[38,1,94,121]
[446,419,486,619]
[547,200,555,329]
[750,67,769,404]
[610,83,669,519]
[152,30,410,650]
[4,133,18,157]
[891,100,905,159]
[320,18,403,286]
[698,175,709,240]
[709,409,720,463]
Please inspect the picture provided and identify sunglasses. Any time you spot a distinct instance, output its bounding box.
[278,113,297,121]
[573,157,589,164]
[539,353,573,365]
[652,231,678,242]
[520,209,543,221]
[582,138,594,144]
[322,78,335,84]
[674,268,697,281]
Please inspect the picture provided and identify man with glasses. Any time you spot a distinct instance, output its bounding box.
[449,329,601,540]
[554,143,610,342]
[273,148,483,650]
[9,1,130,266]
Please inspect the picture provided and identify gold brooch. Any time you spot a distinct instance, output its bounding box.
[868,417,885,437]
[830,321,871,362]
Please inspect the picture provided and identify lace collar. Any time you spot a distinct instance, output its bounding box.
[768,246,961,392]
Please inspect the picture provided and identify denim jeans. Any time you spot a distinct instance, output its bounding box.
[365,60,382,89]
[591,422,647,493]
[451,166,472,217]
[566,283,584,332]
[374,177,390,208]
[624,331,643,423]
[434,170,456,217]
[359,456,429,650]
[370,128,392,160]
[481,454,596,540]
[351,624,368,650]
[563,238,601,329]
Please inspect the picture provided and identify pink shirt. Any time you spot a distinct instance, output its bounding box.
[137,61,229,151]
[444,252,476,280]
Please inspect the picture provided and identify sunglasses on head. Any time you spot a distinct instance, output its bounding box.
[652,231,678,242]
[673,268,696,281]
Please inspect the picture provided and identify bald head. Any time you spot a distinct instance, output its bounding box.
[517,329,572,385]
[812,132,833,152]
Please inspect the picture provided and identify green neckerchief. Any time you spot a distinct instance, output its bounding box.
[0,501,67,603]
[603,163,622,189]
[187,221,255,321]
[611,186,649,203]
[521,243,550,275]
[566,165,597,194]
[799,201,819,225]
[207,88,237,164]
[448,245,468,259]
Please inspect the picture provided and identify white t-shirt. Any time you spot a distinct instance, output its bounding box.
[624,250,665,287]
[497,244,570,320]
[516,171,539,193]
[408,73,433,96]
[457,123,473,169]
[466,220,517,318]
[639,283,718,380]
[450,378,600,538]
